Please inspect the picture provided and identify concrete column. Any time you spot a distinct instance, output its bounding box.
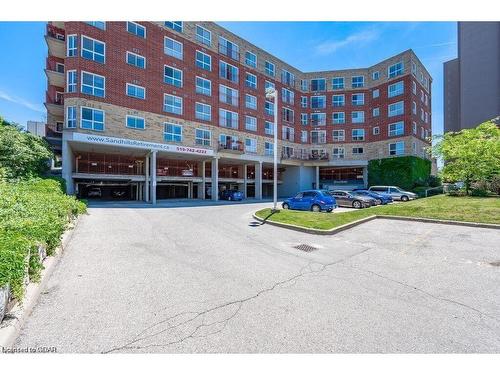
[315,166,320,190]
[363,166,368,188]
[211,157,219,201]
[61,139,75,195]
[151,150,157,205]
[145,153,150,202]
[255,161,263,200]
[200,160,206,199]
[243,164,248,198]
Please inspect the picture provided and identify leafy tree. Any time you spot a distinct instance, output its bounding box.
[0,115,53,180]
[434,120,500,194]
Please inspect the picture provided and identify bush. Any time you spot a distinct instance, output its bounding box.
[471,188,489,197]
[368,156,431,191]
[427,175,442,187]
[0,230,31,301]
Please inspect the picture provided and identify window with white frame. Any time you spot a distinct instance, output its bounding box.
[265,61,275,76]
[388,81,404,97]
[412,81,417,94]
[264,142,274,156]
[332,112,345,124]
[164,22,183,32]
[219,84,239,106]
[66,35,77,57]
[282,88,294,105]
[126,115,145,129]
[311,130,326,144]
[332,130,345,141]
[265,121,274,135]
[373,126,380,135]
[411,61,417,75]
[420,89,424,102]
[372,89,380,98]
[425,112,429,123]
[388,121,404,137]
[164,65,183,87]
[424,94,428,106]
[351,111,365,123]
[195,128,211,146]
[421,126,425,138]
[126,51,146,69]
[300,79,308,91]
[301,96,307,108]
[282,146,294,158]
[352,76,364,88]
[195,76,211,96]
[352,93,365,106]
[67,70,77,93]
[332,77,344,89]
[163,94,182,115]
[373,107,380,117]
[352,129,365,141]
[219,109,238,128]
[127,22,146,38]
[164,123,182,142]
[281,70,295,86]
[372,71,380,80]
[332,147,345,159]
[264,81,275,91]
[245,72,257,89]
[311,113,326,126]
[66,106,76,128]
[282,126,295,142]
[81,36,105,63]
[421,108,425,121]
[195,51,211,71]
[219,36,239,60]
[219,61,238,83]
[282,107,294,123]
[80,107,104,131]
[388,101,404,117]
[332,94,345,107]
[412,141,417,155]
[245,51,256,68]
[310,78,326,91]
[265,101,274,116]
[388,61,404,78]
[389,141,405,156]
[195,102,211,121]
[81,71,105,97]
[311,95,326,109]
[195,25,211,46]
[352,147,364,155]
[245,138,257,153]
[412,101,417,114]
[245,94,257,110]
[412,121,417,134]
[245,115,257,131]
[301,113,308,125]
[126,83,145,99]
[301,131,308,143]
[164,37,183,59]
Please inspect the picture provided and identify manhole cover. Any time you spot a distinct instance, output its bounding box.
[293,244,318,252]
[489,261,500,267]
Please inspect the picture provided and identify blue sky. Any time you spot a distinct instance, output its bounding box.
[0,22,456,135]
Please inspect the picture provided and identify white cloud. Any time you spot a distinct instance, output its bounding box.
[315,28,381,55]
[0,89,44,113]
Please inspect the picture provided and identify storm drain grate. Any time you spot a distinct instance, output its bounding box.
[294,244,318,253]
[489,261,500,267]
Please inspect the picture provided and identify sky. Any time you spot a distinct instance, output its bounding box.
[0,21,457,136]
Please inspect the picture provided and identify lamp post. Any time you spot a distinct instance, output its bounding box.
[265,87,279,212]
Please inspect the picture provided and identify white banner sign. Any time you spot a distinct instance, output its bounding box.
[71,132,214,156]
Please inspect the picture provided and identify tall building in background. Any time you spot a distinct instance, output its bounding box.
[444,22,500,132]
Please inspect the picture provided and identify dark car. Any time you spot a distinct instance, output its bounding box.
[328,190,374,209]
[219,189,244,201]
[282,190,337,212]
[87,187,102,198]
[352,189,393,205]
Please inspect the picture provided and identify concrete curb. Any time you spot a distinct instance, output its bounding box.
[252,213,500,235]
[0,216,81,349]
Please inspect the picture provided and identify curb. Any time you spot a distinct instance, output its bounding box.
[0,216,81,349]
[376,215,500,230]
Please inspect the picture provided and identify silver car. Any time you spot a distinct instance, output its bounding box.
[368,186,417,201]
[328,190,375,209]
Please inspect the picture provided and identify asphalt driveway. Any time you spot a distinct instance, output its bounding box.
[14,201,500,353]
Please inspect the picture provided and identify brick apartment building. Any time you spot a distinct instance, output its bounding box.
[45,21,432,202]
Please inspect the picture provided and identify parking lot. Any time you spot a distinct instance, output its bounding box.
[15,201,500,353]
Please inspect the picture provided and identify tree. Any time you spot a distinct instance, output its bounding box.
[0,116,53,180]
[434,120,500,194]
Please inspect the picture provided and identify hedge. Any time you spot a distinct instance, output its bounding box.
[368,156,431,191]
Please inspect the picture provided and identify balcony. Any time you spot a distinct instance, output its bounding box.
[281,150,330,161]
[45,59,65,87]
[45,24,65,58]
[218,43,240,61]
[45,91,64,116]
[218,140,244,153]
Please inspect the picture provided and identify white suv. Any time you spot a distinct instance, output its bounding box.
[368,186,417,201]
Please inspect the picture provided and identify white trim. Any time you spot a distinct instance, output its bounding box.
[79,106,105,131]
[164,64,183,87]
[126,83,146,99]
[126,51,146,68]
[126,21,146,38]
[164,36,183,60]
[80,34,106,63]
[195,50,212,71]
[66,34,77,57]
[80,70,106,98]
[125,115,146,130]
[195,24,212,46]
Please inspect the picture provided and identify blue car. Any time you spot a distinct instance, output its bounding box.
[282,190,337,212]
[220,189,244,201]
[352,189,393,205]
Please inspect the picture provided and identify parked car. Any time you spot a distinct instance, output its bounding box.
[282,190,337,212]
[351,189,393,205]
[219,189,244,201]
[328,190,374,209]
[87,187,102,198]
[368,186,417,201]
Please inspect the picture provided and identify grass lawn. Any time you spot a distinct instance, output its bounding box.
[254,195,500,230]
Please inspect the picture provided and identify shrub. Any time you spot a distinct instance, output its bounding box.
[0,230,31,300]
[368,156,431,191]
[427,175,442,187]
[471,188,489,197]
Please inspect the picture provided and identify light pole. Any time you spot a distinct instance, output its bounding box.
[265,87,279,212]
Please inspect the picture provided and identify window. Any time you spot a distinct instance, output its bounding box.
[301,79,309,91]
[245,115,257,131]
[388,61,404,78]
[311,113,326,126]
[81,71,105,97]
[301,96,308,108]
[420,90,425,102]
[126,51,146,69]
[352,129,365,141]
[80,107,104,131]
[265,61,275,76]
[67,70,77,93]
[164,22,183,32]
[352,76,364,88]
[55,62,65,73]
[372,71,380,80]
[195,77,211,96]
[332,147,345,159]
[421,127,425,138]
[372,89,380,99]
[245,138,257,153]
[421,108,425,121]
[351,111,365,123]
[164,123,182,142]
[195,128,211,146]
[311,130,326,144]
[67,34,77,57]
[126,83,145,99]
[219,61,238,83]
[388,101,404,117]
[219,37,239,60]
[219,85,239,106]
[352,147,364,155]
[373,126,380,135]
[389,141,405,156]
[388,121,404,137]
[265,81,275,91]
[412,142,417,155]
[412,81,417,94]
[411,61,417,75]
[300,131,308,143]
[332,130,345,141]
[196,25,211,46]
[243,94,256,110]
[265,121,274,135]
[245,51,257,68]
[127,22,146,38]
[373,107,380,117]
[86,21,105,30]
[425,129,429,139]
[282,126,295,142]
[388,81,404,97]
[412,121,417,135]
[332,112,345,124]
[219,109,238,129]
[66,106,76,128]
[164,37,183,59]
[265,101,274,116]
[282,146,294,158]
[424,94,428,106]
[332,77,344,89]
[310,78,326,91]
[81,36,105,63]
[425,112,429,123]
[195,51,211,71]
[281,70,295,86]
[164,65,183,87]
[332,94,345,107]
[163,94,182,115]
[245,72,257,89]
[301,113,308,125]
[265,142,274,156]
[126,115,145,129]
[282,107,294,123]
[412,101,417,115]
[352,93,365,106]
[311,95,326,109]
[195,102,211,121]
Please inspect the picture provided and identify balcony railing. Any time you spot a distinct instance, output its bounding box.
[218,43,240,61]
[46,91,64,105]
[47,24,65,41]
[281,151,330,161]
[218,141,244,153]
[75,154,145,175]
[45,124,63,139]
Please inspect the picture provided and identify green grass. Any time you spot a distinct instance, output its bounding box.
[255,195,500,231]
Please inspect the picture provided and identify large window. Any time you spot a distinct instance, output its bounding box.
[81,71,105,97]
[310,78,326,91]
[264,142,274,156]
[196,25,211,46]
[282,88,294,105]
[332,77,344,89]
[67,34,77,57]
[282,126,295,142]
[351,76,364,88]
[332,112,345,124]
[195,128,211,146]
[245,115,257,131]
[126,51,146,69]
[265,61,275,76]
[245,138,257,153]
[245,51,257,67]
[282,107,294,123]
[332,147,345,159]
[164,123,182,142]
[389,141,405,156]
[219,37,239,60]
[81,36,105,63]
[219,109,238,129]
[245,94,257,110]
[164,65,183,87]
[163,94,182,115]
[219,61,238,83]
[311,113,326,126]
[388,81,404,98]
[311,95,326,109]
[127,22,146,38]
[332,94,345,107]
[301,113,308,126]
[164,22,183,32]
[245,72,257,89]
[332,130,345,141]
[352,129,365,141]
[126,115,145,129]
[195,102,211,121]
[195,51,211,71]
[388,121,404,137]
[281,70,295,86]
[388,101,404,117]
[164,37,183,59]
[311,130,326,144]
[351,111,365,124]
[265,121,274,135]
[81,107,104,131]
[265,101,274,116]
[195,76,211,96]
[301,96,307,108]
[126,83,145,99]
[352,93,365,106]
[67,70,77,93]
[219,85,239,106]
[66,106,76,128]
[388,61,404,78]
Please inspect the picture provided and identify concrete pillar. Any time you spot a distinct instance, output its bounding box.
[255,161,263,200]
[151,150,157,205]
[199,161,206,199]
[315,166,320,190]
[363,166,368,188]
[243,164,248,198]
[145,153,150,202]
[61,140,75,195]
[211,157,219,201]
